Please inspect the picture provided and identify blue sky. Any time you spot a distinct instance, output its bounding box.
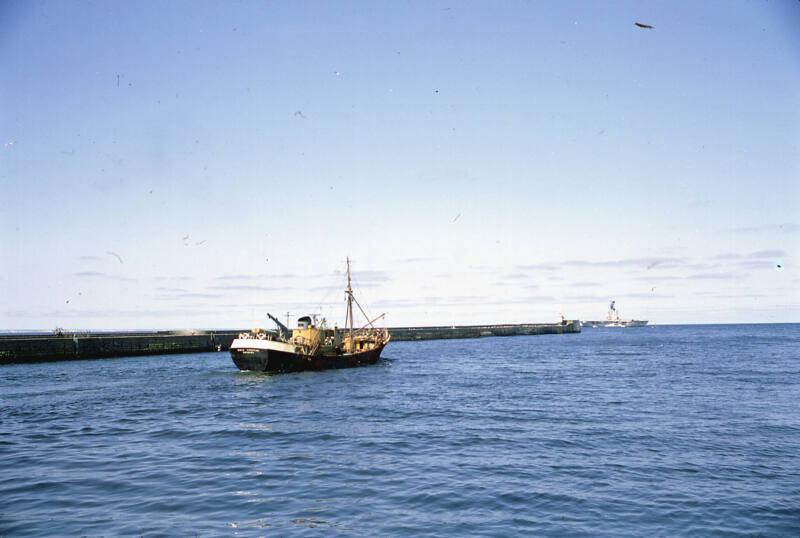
[1,1,798,330]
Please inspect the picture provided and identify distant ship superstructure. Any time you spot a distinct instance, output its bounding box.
[583,301,648,328]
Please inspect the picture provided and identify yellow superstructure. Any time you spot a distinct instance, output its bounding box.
[291,326,322,348]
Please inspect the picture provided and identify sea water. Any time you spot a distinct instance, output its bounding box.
[1,324,799,536]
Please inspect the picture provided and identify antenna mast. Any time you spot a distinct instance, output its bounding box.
[346,257,354,352]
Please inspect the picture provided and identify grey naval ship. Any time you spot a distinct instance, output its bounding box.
[583,301,648,328]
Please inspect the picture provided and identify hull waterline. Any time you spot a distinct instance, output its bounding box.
[231,342,387,373]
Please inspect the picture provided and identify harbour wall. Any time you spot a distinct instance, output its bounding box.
[0,321,580,364]
[388,321,580,341]
[0,331,242,365]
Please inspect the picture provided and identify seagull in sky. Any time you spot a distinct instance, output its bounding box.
[634,22,654,29]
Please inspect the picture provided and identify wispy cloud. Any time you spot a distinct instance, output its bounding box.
[563,257,686,269]
[372,297,472,309]
[466,265,500,275]
[493,273,532,285]
[152,276,193,282]
[497,295,556,304]
[212,302,275,309]
[514,253,784,280]
[736,260,780,270]
[707,293,770,300]
[374,295,555,309]
[397,256,438,263]
[155,287,187,292]
[748,249,785,259]
[156,292,223,300]
[711,253,742,260]
[517,257,686,272]
[77,255,104,262]
[209,285,284,292]
[686,272,743,281]
[375,296,486,308]
[688,198,712,208]
[684,262,726,271]
[634,275,684,282]
[71,271,134,282]
[215,273,295,281]
[561,293,669,303]
[620,292,674,300]
[732,223,800,234]
[23,308,221,318]
[311,282,380,292]
[350,270,390,284]
[515,263,561,272]
[559,294,610,303]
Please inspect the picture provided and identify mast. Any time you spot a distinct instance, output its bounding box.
[346,257,354,352]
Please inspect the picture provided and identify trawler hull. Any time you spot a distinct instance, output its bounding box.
[231,342,387,373]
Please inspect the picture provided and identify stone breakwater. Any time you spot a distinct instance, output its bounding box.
[0,321,580,364]
[388,321,581,341]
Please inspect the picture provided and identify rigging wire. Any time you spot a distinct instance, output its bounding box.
[350,273,377,326]
[307,265,344,324]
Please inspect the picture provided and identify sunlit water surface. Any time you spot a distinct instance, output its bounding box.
[2,324,799,536]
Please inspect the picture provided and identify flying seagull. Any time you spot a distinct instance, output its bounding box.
[634,22,654,29]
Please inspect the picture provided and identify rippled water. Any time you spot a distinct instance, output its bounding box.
[2,324,799,536]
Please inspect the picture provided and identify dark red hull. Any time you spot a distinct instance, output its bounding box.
[231,342,387,373]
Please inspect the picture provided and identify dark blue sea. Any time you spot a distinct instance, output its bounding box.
[2,324,799,537]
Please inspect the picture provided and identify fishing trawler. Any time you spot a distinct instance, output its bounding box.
[229,258,390,372]
[583,301,648,328]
